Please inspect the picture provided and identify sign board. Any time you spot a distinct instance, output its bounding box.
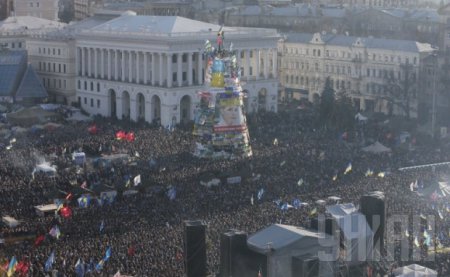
[227,176,242,184]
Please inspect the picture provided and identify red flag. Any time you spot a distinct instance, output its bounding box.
[65,193,73,201]
[60,206,72,218]
[88,124,98,135]
[16,261,29,277]
[116,131,126,140]
[126,132,135,142]
[34,234,45,247]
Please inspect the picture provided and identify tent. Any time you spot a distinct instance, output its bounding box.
[362,141,391,154]
[247,224,337,277]
[34,204,57,217]
[325,203,374,264]
[2,216,20,228]
[355,113,368,122]
[393,264,437,277]
[33,162,57,176]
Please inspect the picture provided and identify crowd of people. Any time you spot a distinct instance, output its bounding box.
[0,107,450,276]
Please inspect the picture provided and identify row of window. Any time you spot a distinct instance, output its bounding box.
[29,2,40,7]
[78,80,101,92]
[38,47,62,56]
[42,78,67,90]
[39,62,67,73]
[79,97,101,109]
[285,46,417,65]
[3,42,23,49]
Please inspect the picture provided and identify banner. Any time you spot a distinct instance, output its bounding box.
[213,97,245,132]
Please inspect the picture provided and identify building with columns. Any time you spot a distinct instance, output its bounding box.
[75,13,279,126]
[279,32,434,117]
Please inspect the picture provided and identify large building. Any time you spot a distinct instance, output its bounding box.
[75,13,279,126]
[26,12,120,103]
[14,0,60,21]
[0,16,66,51]
[279,32,435,117]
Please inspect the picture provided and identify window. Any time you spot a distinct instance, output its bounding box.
[64,80,66,89]
[182,72,187,81]
[249,51,253,58]
[285,75,289,83]
[90,82,93,91]
[58,64,61,73]
[84,81,87,90]
[39,47,41,54]
[313,49,316,56]
[63,64,66,73]
[42,78,45,87]
[367,69,370,77]
[78,97,81,105]
[413,57,417,65]
[11,43,15,48]
[182,54,187,63]
[318,50,321,57]
[295,76,299,84]
[173,72,177,82]
[58,79,61,88]
[29,2,33,7]
[78,80,81,89]
[97,83,100,92]
[84,97,87,104]
[290,75,293,83]
[39,62,41,70]
[90,99,94,107]
[53,63,55,72]
[36,2,39,7]
[53,49,55,55]
[249,67,253,75]
[97,100,100,108]
[43,48,46,54]
[241,51,244,58]
[58,49,61,55]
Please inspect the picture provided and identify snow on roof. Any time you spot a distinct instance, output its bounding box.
[0,16,66,32]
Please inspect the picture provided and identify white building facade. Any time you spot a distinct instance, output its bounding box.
[75,14,279,126]
[279,32,434,117]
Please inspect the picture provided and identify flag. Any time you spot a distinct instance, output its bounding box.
[45,251,55,272]
[423,230,429,239]
[88,124,98,135]
[6,256,17,277]
[332,174,337,181]
[75,258,85,277]
[60,206,72,218]
[80,181,87,189]
[113,271,122,277]
[78,195,90,208]
[167,187,177,201]
[257,188,264,200]
[293,198,301,209]
[280,161,286,167]
[135,151,140,157]
[405,229,409,237]
[377,172,385,178]
[273,138,278,146]
[310,208,317,217]
[49,225,61,239]
[365,169,373,177]
[65,192,73,201]
[344,163,352,175]
[425,236,432,247]
[126,132,135,142]
[297,178,303,186]
[104,246,112,261]
[125,179,131,188]
[250,195,254,205]
[55,199,64,212]
[420,213,427,220]
[95,260,104,272]
[15,260,29,277]
[34,234,45,247]
[115,131,126,140]
[281,203,288,211]
[133,175,141,186]
[410,182,414,192]
[438,210,444,219]
[99,220,105,233]
[414,236,420,247]
[274,199,281,207]
[258,269,263,277]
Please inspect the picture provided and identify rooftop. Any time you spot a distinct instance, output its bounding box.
[0,16,66,35]
[284,32,435,53]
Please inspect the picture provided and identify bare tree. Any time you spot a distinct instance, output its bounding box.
[381,63,417,119]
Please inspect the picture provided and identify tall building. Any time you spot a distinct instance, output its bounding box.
[75,14,279,126]
[26,12,120,103]
[0,0,12,20]
[279,32,435,117]
[14,0,60,21]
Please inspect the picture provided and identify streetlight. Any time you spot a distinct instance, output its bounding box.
[431,52,438,139]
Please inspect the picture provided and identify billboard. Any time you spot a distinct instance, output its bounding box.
[213,96,246,132]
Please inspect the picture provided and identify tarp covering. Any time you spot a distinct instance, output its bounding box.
[393,264,437,277]
[33,162,57,174]
[362,141,391,153]
[247,224,337,277]
[355,113,368,121]
[2,216,20,228]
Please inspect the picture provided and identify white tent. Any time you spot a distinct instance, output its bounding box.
[393,264,437,277]
[2,216,20,228]
[362,141,391,154]
[326,203,374,264]
[33,162,57,174]
[247,224,337,277]
[355,113,368,121]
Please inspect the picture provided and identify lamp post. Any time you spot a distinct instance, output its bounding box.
[431,52,438,139]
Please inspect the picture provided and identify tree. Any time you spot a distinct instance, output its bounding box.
[319,77,336,127]
[332,90,356,131]
[381,63,416,119]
